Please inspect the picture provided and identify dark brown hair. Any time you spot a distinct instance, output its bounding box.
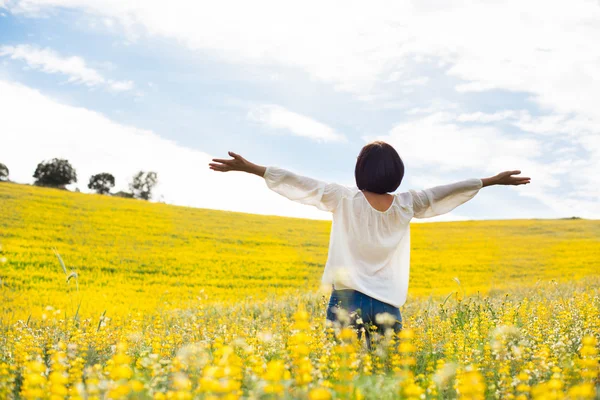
[355,141,404,194]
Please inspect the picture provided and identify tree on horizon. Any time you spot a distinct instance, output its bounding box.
[0,163,8,182]
[88,173,116,195]
[129,171,158,201]
[33,158,77,188]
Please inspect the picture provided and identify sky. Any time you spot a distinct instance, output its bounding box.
[0,0,598,222]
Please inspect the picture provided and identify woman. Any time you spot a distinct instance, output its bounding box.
[208,141,531,348]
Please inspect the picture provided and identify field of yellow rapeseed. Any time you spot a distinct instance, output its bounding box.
[0,182,599,399]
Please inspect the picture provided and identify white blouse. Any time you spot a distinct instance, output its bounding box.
[263,166,483,308]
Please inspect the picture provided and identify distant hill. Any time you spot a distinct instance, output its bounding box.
[1,181,598,319]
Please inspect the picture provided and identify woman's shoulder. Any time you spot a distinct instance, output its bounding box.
[329,183,360,198]
[394,191,413,207]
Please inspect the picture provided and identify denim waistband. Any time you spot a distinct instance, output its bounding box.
[330,286,398,310]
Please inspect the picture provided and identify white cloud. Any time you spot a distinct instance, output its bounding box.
[108,79,133,92]
[513,114,571,136]
[368,110,599,218]
[248,104,346,143]
[457,111,521,123]
[402,77,429,86]
[0,80,337,221]
[4,3,598,138]
[453,109,600,213]
[0,44,134,91]
[371,112,544,176]
[405,100,460,115]
[4,1,599,114]
[3,1,416,94]
[7,0,598,181]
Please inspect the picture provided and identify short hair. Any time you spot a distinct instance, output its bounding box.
[355,141,404,194]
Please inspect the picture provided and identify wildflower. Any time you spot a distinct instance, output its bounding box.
[308,387,331,400]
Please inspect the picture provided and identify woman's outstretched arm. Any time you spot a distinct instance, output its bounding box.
[411,170,530,218]
[209,151,348,212]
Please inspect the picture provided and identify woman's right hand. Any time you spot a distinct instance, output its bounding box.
[483,170,531,187]
[209,151,266,177]
[209,151,254,173]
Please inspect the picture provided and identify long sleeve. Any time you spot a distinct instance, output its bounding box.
[409,178,483,218]
[263,166,347,212]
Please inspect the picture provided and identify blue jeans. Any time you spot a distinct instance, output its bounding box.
[326,288,403,349]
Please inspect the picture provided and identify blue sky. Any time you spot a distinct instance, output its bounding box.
[1,0,599,221]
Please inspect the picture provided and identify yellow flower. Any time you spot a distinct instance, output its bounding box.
[308,387,331,400]
[131,380,145,392]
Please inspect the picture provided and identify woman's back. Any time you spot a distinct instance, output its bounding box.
[324,185,415,307]
[339,188,412,267]
[261,165,483,307]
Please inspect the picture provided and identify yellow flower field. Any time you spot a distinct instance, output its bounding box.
[0,182,599,399]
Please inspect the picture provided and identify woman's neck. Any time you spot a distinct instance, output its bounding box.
[361,190,394,212]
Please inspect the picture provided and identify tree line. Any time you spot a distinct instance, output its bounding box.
[0,159,158,201]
